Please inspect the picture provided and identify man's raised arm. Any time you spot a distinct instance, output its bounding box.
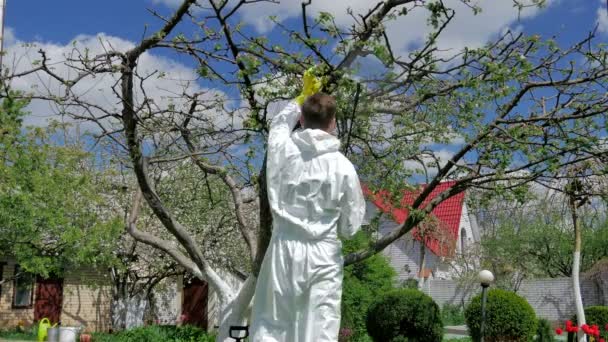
[267,101,301,154]
[267,68,322,153]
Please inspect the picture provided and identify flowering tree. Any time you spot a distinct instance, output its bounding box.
[3,0,608,340]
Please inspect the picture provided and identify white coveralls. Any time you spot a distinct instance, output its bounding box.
[250,101,366,342]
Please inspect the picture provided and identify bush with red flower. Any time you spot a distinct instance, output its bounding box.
[554,311,608,342]
[558,306,608,341]
[338,327,353,342]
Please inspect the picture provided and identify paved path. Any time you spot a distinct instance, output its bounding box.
[442,326,567,341]
[445,325,468,335]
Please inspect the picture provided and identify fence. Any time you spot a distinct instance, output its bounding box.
[425,277,605,322]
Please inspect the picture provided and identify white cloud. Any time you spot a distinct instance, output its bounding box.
[4,32,241,133]
[153,0,553,56]
[3,26,16,47]
[597,5,608,33]
[403,149,456,177]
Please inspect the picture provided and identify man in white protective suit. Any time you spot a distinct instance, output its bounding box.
[250,69,366,342]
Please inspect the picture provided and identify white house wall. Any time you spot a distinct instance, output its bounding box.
[370,206,438,282]
[152,276,182,325]
[207,270,244,330]
[367,200,477,282]
[457,203,476,255]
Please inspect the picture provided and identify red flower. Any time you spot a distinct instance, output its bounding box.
[566,320,573,328]
[555,328,563,335]
[605,324,608,331]
[599,339,605,342]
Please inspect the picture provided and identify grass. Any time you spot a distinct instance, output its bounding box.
[443,337,472,342]
[441,303,466,326]
[0,329,37,341]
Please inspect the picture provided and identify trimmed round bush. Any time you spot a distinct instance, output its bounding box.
[366,288,443,342]
[464,288,537,342]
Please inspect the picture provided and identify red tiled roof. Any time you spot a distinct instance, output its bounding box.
[362,181,465,257]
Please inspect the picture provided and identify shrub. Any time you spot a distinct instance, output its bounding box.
[92,325,214,342]
[165,325,214,341]
[401,278,419,289]
[585,306,608,340]
[442,303,466,326]
[569,306,608,340]
[366,288,443,342]
[341,231,396,341]
[464,288,537,342]
[0,328,37,341]
[535,318,554,342]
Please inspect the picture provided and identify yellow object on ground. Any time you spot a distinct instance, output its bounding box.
[37,318,57,342]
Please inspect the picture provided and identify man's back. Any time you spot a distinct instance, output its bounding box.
[251,100,365,342]
[268,126,361,240]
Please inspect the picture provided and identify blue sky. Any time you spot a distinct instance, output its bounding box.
[3,0,607,177]
[6,1,605,54]
[5,0,606,103]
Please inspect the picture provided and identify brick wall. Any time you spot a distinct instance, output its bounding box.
[0,260,112,332]
[0,260,35,329]
[426,277,605,322]
[60,267,112,332]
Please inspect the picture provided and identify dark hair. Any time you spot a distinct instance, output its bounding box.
[301,93,336,129]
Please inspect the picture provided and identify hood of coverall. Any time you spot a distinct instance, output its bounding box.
[292,129,340,156]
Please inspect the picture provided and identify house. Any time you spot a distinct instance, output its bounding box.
[0,257,242,333]
[363,181,481,284]
[0,259,112,331]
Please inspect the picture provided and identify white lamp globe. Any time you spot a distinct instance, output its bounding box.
[478,270,494,286]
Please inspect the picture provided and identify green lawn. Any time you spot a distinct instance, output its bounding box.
[0,330,36,341]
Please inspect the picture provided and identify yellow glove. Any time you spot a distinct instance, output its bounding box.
[295,67,323,105]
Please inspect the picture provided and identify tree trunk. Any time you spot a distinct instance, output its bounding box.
[215,276,256,342]
[570,197,586,342]
[418,240,426,290]
[110,270,131,331]
[111,289,149,329]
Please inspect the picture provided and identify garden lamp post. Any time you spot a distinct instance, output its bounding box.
[478,270,494,342]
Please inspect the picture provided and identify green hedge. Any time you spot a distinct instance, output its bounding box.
[341,231,396,341]
[464,289,537,342]
[366,288,443,342]
[442,303,466,326]
[535,318,554,342]
[92,325,215,342]
[569,306,608,340]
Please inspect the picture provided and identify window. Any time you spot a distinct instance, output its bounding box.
[460,228,467,253]
[12,265,34,308]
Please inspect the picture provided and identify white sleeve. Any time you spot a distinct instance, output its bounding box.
[266,101,301,207]
[338,169,366,238]
[267,101,300,155]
